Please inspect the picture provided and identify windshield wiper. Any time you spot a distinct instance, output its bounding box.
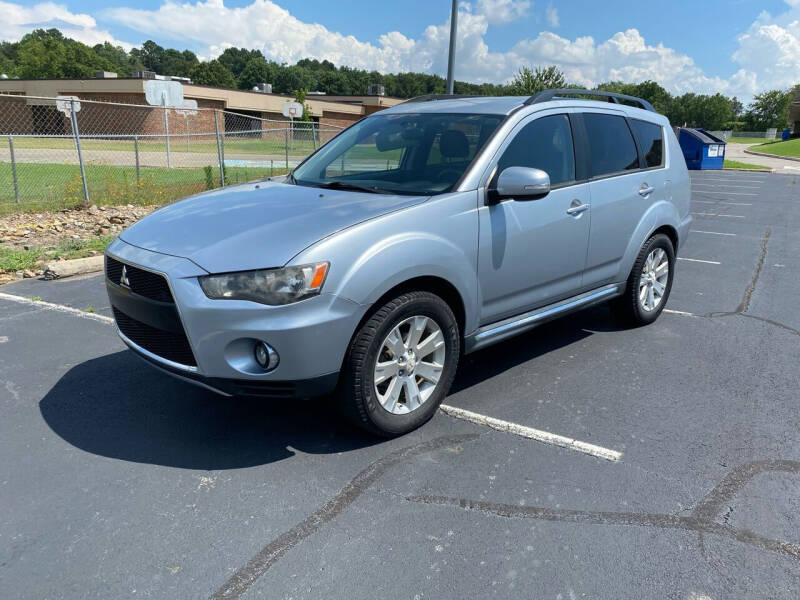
[316,181,391,194]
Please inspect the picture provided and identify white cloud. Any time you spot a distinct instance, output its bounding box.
[475,0,531,25]
[2,0,798,101]
[0,1,131,48]
[545,5,559,28]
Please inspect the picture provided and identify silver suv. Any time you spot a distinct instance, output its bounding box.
[105,89,691,436]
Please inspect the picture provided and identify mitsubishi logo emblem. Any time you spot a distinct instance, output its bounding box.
[120,265,131,288]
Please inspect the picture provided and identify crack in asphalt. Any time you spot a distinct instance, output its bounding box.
[406,460,800,561]
[210,433,480,600]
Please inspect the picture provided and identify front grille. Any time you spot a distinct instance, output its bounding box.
[113,307,197,367]
[106,256,173,303]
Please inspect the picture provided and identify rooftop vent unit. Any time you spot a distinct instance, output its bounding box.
[367,84,385,96]
[134,70,157,80]
[94,71,118,79]
[252,83,272,94]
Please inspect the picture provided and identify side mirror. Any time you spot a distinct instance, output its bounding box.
[493,167,550,201]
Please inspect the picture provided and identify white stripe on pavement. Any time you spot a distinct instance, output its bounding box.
[678,257,721,265]
[690,230,737,236]
[691,190,758,196]
[663,309,697,317]
[692,177,765,183]
[692,200,752,206]
[692,212,746,218]
[439,404,622,462]
[0,292,114,324]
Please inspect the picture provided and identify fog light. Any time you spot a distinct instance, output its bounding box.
[254,341,279,371]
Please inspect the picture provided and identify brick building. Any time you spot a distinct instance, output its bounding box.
[0,76,404,136]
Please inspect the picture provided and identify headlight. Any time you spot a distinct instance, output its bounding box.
[199,262,329,305]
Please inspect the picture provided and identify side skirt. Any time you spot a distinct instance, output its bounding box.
[464,284,622,353]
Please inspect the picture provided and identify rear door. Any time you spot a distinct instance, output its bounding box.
[579,111,665,286]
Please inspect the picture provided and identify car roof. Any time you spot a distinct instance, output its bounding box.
[381,95,666,123]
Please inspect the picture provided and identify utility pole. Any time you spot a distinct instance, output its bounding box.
[446,0,458,95]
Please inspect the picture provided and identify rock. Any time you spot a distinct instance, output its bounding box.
[88,205,100,214]
[23,269,36,278]
[43,255,104,280]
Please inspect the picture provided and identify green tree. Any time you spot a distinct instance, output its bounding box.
[237,57,279,90]
[509,65,566,95]
[92,42,143,76]
[188,60,236,88]
[293,88,312,121]
[218,47,264,79]
[130,40,165,73]
[744,89,792,130]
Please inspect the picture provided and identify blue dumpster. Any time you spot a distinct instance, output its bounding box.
[678,128,726,170]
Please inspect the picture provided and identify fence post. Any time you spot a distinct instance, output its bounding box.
[70,99,90,207]
[214,110,225,186]
[312,123,318,151]
[163,100,171,168]
[134,135,140,185]
[8,136,19,204]
[284,127,289,169]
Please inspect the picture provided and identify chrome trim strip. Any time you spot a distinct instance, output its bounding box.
[468,284,621,351]
[117,329,200,374]
[128,350,233,397]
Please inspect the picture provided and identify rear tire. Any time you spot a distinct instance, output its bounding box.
[612,233,675,326]
[338,291,460,437]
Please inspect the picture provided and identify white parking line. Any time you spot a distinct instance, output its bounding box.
[678,257,721,265]
[0,292,114,324]
[691,190,758,196]
[692,183,761,189]
[439,404,622,461]
[692,200,752,206]
[692,212,746,219]
[663,309,697,317]
[690,230,737,236]
[692,178,765,184]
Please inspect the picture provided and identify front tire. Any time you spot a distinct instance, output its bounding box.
[612,233,675,326]
[339,291,460,437]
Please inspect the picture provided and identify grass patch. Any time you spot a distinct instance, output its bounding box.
[724,137,779,145]
[0,235,114,273]
[747,137,800,158]
[0,162,289,215]
[723,160,770,170]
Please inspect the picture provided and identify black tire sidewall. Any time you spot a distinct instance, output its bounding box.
[347,293,459,436]
[627,234,675,324]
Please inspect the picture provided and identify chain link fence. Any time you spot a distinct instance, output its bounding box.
[0,94,344,214]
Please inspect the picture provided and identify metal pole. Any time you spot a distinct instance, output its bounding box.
[446,0,458,95]
[312,123,318,151]
[8,136,19,204]
[70,100,90,207]
[163,99,171,168]
[134,135,140,185]
[185,114,189,152]
[214,110,225,186]
[284,127,289,169]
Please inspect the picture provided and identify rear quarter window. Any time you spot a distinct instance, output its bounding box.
[630,119,664,168]
[583,113,639,178]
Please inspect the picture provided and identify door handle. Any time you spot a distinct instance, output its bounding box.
[639,183,655,197]
[566,202,590,216]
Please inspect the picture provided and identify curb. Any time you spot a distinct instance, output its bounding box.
[744,149,800,163]
[43,255,104,280]
[723,167,773,173]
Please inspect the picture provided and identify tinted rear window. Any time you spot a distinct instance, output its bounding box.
[630,119,664,168]
[583,113,639,177]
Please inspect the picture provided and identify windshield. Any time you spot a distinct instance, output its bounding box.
[292,112,504,196]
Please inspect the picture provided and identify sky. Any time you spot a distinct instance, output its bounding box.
[2,0,800,101]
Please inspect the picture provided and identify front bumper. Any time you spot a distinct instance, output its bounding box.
[105,238,366,396]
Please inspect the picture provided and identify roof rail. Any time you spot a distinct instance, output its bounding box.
[402,94,484,103]
[525,89,655,112]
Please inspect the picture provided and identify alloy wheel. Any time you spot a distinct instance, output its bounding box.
[638,247,669,312]
[373,315,446,415]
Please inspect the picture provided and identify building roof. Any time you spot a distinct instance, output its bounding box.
[0,78,396,118]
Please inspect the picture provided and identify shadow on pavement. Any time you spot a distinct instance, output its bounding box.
[39,350,379,470]
[451,305,625,393]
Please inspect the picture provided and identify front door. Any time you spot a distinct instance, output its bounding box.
[477,112,591,324]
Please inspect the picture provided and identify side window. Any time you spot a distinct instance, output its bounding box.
[497,114,575,186]
[630,119,664,168]
[583,113,639,177]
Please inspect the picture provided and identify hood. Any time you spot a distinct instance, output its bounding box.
[120,181,427,273]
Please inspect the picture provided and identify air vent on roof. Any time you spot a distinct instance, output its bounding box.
[94,71,118,79]
[252,82,272,93]
[134,71,157,80]
[367,84,385,96]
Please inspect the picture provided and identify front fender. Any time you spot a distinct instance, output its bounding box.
[291,191,481,335]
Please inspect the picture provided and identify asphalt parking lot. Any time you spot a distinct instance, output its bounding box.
[2,169,799,599]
